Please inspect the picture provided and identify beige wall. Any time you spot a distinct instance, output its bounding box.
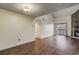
[0,9,34,50]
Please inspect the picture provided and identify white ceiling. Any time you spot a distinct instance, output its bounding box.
[0,3,78,18]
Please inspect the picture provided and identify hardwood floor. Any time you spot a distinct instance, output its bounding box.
[40,35,79,55]
[0,41,35,55]
[0,35,79,55]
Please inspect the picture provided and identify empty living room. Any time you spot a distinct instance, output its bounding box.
[0,3,79,55]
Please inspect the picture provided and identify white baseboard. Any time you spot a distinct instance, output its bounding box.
[41,34,53,39]
[0,39,34,51]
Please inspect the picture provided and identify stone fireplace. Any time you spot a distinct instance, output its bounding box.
[71,10,79,38]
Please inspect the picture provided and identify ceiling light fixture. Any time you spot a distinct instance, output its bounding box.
[24,6,31,14]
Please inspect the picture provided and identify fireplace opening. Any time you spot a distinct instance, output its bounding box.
[74,30,79,37]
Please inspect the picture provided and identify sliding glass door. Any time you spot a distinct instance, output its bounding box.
[54,23,67,36]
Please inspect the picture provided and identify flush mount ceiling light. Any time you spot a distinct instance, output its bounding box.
[23,5,32,14]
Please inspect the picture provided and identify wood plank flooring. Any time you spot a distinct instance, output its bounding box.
[0,35,79,55]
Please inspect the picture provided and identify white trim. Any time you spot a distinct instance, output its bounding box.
[41,34,53,39]
[0,39,34,51]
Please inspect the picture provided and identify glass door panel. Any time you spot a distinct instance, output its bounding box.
[55,23,67,36]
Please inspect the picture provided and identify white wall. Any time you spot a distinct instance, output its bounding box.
[0,8,34,50]
[53,4,79,36]
[35,21,41,38]
[35,14,54,38]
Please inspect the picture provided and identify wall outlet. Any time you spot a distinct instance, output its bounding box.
[18,38,21,41]
[42,19,45,21]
